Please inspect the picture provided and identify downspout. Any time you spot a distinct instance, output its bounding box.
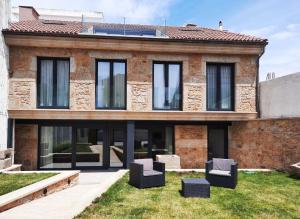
[256,46,266,119]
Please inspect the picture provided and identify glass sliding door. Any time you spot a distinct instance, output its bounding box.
[134,128,149,159]
[75,128,104,167]
[151,127,173,159]
[39,123,126,169]
[134,125,174,160]
[109,128,125,167]
[39,126,72,169]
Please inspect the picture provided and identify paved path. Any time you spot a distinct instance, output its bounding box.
[0,169,128,219]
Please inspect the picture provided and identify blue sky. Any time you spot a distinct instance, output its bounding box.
[12,0,300,81]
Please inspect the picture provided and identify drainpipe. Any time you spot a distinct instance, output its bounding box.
[256,46,266,119]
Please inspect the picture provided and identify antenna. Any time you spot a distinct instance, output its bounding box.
[123,17,126,35]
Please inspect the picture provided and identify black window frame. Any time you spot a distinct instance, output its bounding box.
[134,123,175,159]
[206,63,235,111]
[37,57,70,109]
[7,118,13,148]
[152,61,183,111]
[95,59,127,110]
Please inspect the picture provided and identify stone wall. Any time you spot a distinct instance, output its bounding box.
[175,125,207,168]
[9,47,257,113]
[14,124,38,170]
[229,119,300,170]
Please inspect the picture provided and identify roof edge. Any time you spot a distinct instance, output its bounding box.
[2,29,268,46]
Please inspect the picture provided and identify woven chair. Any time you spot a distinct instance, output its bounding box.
[205,158,238,189]
[129,158,165,189]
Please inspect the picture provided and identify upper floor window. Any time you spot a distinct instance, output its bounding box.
[207,63,234,111]
[37,58,70,108]
[96,60,126,109]
[153,62,182,110]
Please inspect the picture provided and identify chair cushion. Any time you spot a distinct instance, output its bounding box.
[209,170,231,176]
[135,159,153,171]
[143,170,163,176]
[213,158,234,171]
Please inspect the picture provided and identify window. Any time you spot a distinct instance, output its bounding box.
[207,63,234,111]
[134,125,174,159]
[39,126,72,169]
[96,60,126,109]
[153,62,182,110]
[37,58,70,108]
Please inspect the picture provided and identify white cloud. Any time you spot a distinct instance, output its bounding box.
[240,25,275,38]
[95,0,173,24]
[12,0,174,24]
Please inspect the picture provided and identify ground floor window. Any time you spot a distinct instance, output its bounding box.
[39,123,126,169]
[39,126,72,169]
[134,125,174,159]
[75,128,104,167]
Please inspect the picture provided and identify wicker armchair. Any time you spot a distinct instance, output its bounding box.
[205,158,238,189]
[129,159,165,189]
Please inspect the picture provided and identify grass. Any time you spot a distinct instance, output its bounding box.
[77,171,300,219]
[0,173,57,196]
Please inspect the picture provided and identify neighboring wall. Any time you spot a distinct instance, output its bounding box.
[260,72,300,119]
[229,119,300,170]
[0,0,10,149]
[8,46,258,113]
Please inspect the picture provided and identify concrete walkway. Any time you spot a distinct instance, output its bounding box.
[0,169,128,219]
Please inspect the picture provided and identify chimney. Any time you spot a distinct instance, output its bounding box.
[19,6,39,21]
[219,21,223,31]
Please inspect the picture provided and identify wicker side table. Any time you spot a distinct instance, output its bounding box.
[181,178,210,198]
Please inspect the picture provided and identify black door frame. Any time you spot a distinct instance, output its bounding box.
[36,120,127,170]
[134,123,175,159]
[73,124,109,170]
[207,124,229,160]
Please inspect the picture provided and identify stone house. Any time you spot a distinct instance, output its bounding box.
[2,6,299,171]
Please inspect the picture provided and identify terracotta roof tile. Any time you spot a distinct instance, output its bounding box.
[3,20,267,44]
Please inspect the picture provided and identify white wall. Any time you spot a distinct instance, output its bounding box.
[260,72,300,119]
[0,0,10,149]
[11,6,104,22]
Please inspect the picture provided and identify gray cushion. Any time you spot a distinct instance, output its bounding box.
[135,159,153,171]
[209,169,231,176]
[143,170,163,176]
[213,158,234,171]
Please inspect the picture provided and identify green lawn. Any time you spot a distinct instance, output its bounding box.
[0,173,57,196]
[77,172,300,219]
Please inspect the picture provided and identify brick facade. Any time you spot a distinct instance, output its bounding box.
[175,125,207,168]
[229,119,300,170]
[14,124,38,170]
[8,46,257,113]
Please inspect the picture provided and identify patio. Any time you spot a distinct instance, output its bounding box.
[77,171,300,219]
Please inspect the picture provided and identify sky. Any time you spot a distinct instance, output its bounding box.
[12,0,300,81]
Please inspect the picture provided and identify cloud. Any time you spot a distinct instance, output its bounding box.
[12,0,174,24]
[270,24,300,40]
[95,0,173,24]
[240,25,275,38]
